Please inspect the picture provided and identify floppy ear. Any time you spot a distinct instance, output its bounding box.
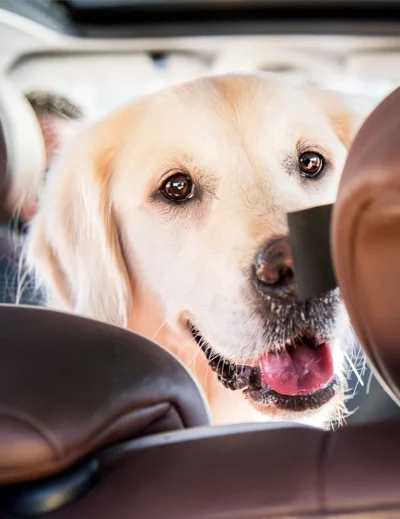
[25,117,132,327]
[308,88,376,149]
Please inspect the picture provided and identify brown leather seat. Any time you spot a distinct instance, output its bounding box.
[0,297,400,519]
[2,352,400,519]
[4,87,400,519]
[332,86,400,408]
[15,420,400,519]
[0,305,211,487]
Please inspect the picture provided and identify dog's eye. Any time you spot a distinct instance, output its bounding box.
[161,173,195,202]
[298,152,325,178]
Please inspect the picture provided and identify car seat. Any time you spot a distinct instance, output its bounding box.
[332,85,400,415]
[2,85,400,519]
[0,78,45,305]
[0,77,45,222]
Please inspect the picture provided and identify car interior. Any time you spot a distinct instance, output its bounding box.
[2,0,400,517]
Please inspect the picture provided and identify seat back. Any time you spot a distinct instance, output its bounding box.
[0,78,45,220]
[0,79,46,305]
[0,305,210,488]
[332,86,400,408]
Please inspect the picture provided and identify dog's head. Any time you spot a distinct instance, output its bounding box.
[26,74,366,426]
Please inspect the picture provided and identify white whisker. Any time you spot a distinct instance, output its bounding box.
[366,369,374,395]
[151,318,170,341]
[344,350,364,387]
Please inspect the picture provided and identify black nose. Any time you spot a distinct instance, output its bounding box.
[253,237,297,302]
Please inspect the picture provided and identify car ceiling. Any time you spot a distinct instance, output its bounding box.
[0,1,400,117]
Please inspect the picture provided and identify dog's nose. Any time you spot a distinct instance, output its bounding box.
[253,237,297,302]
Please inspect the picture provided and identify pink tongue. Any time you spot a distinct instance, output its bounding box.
[260,342,333,396]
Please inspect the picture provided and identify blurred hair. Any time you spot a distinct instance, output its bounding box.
[25,91,83,120]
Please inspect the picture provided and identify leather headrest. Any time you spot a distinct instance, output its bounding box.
[0,78,45,219]
[332,86,400,406]
[0,305,211,485]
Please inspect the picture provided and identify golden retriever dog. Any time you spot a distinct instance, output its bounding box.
[24,73,366,428]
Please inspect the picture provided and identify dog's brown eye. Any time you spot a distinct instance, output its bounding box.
[161,173,194,202]
[299,152,325,178]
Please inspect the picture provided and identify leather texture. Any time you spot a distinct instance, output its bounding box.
[93,420,400,518]
[332,86,400,408]
[2,420,400,518]
[0,305,210,485]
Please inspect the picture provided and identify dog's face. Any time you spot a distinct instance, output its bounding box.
[27,74,364,426]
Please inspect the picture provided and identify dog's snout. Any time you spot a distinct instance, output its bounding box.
[253,237,297,302]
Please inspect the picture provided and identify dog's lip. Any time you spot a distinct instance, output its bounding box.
[188,321,339,410]
[245,376,340,412]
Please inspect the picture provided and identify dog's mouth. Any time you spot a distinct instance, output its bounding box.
[189,324,339,412]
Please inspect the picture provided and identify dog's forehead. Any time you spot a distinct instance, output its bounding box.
[164,76,326,133]
[145,76,340,169]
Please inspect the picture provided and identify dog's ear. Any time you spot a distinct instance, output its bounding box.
[308,88,376,149]
[25,116,132,327]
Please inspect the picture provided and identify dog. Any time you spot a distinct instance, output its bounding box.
[24,73,367,428]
